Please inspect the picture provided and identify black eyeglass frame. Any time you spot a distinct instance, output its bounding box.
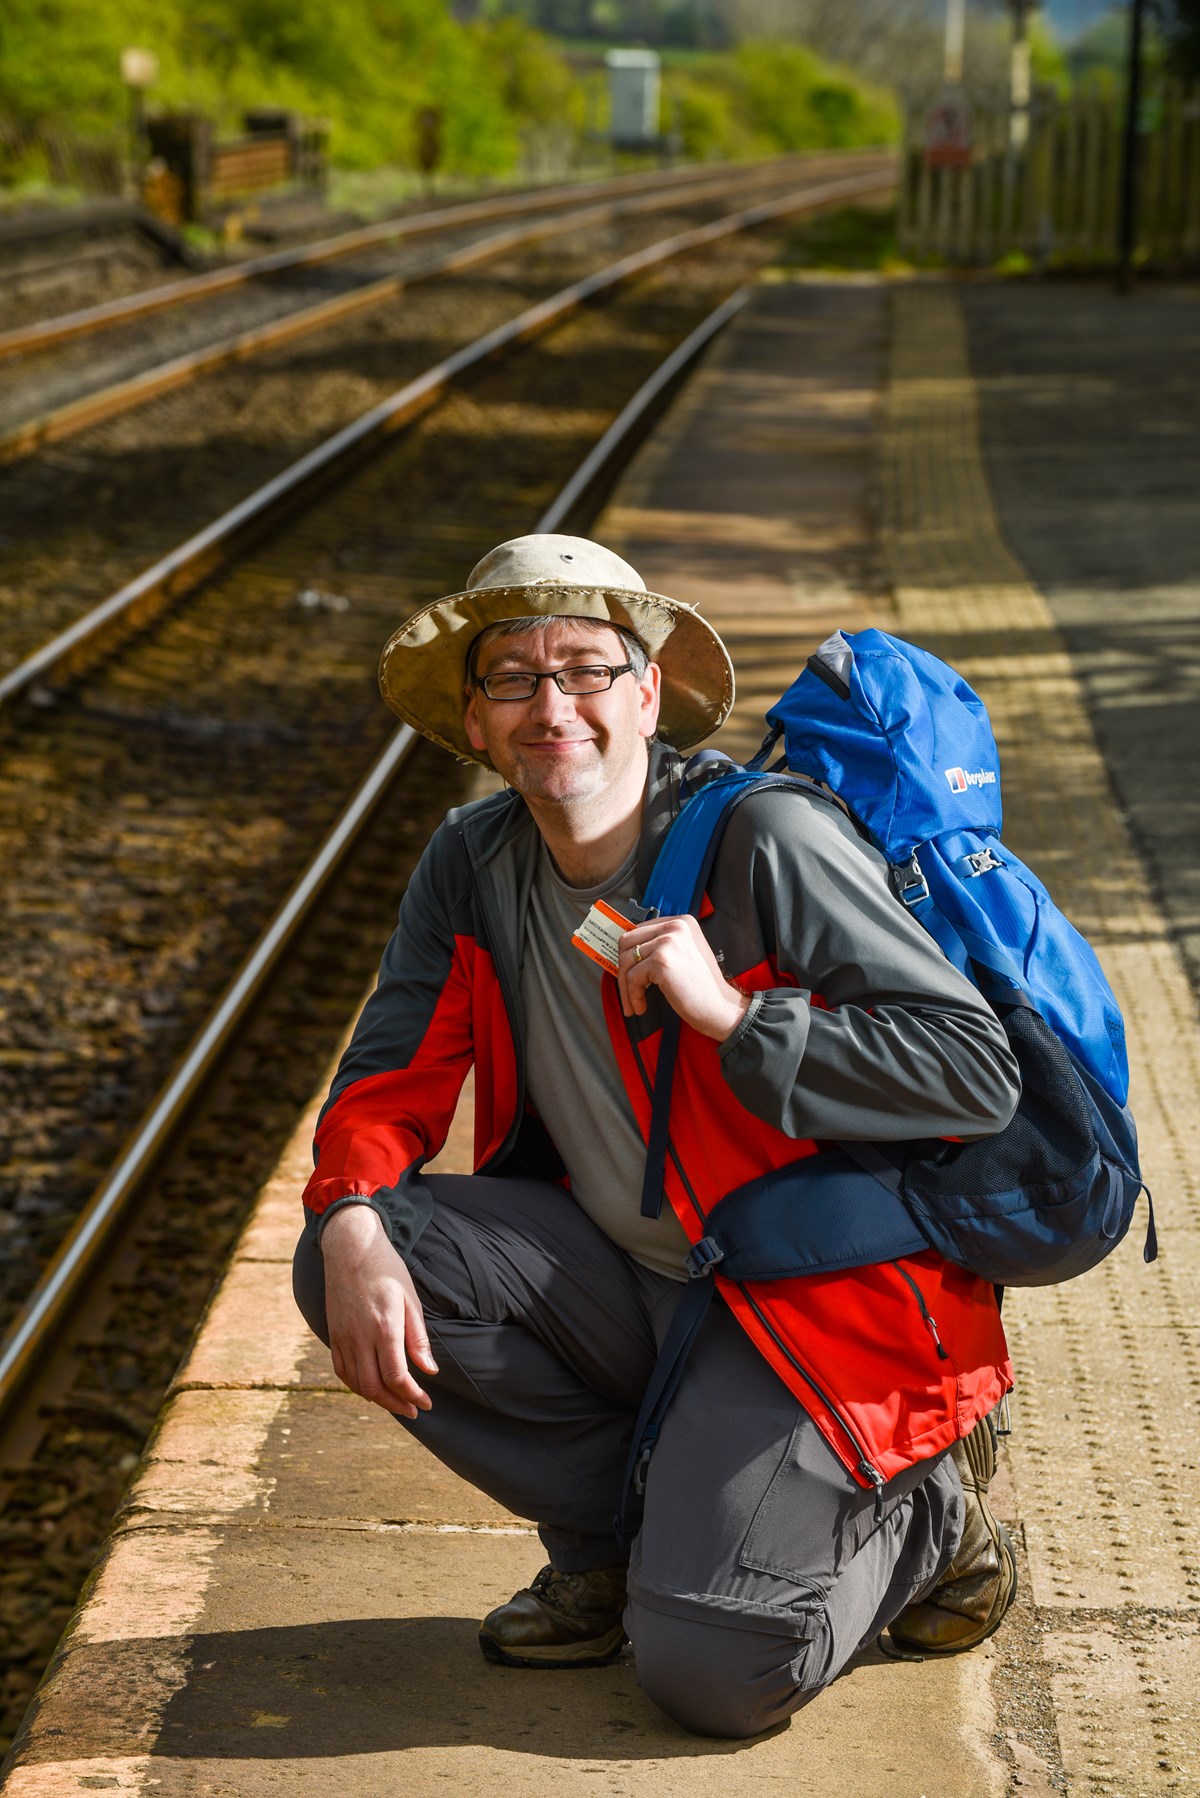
[474,661,635,702]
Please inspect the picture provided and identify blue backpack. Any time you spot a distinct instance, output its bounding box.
[616,627,1157,1529]
[640,627,1157,1292]
[615,628,1157,1529]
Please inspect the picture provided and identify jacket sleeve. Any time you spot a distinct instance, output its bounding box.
[711,789,1021,1143]
[300,824,474,1255]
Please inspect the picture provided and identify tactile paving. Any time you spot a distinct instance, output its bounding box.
[884,282,1200,1796]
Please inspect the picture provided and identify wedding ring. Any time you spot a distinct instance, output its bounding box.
[633,943,643,963]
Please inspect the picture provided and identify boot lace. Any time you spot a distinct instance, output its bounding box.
[529,1566,584,1614]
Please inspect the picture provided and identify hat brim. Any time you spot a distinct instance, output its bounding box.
[378,581,734,766]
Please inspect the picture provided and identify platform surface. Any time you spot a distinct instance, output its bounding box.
[6,276,1200,1797]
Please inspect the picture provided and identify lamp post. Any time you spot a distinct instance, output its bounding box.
[944,0,965,84]
[1117,0,1146,292]
[120,46,159,184]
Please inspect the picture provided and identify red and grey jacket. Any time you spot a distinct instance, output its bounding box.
[302,740,1021,1492]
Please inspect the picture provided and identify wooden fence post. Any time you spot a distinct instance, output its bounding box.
[898,113,918,255]
[1184,89,1200,260]
[977,114,996,264]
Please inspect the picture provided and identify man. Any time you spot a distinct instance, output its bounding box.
[293,534,1021,1739]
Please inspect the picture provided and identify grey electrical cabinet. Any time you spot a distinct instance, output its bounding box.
[606,50,661,151]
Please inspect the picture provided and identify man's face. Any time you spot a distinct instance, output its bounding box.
[463,620,661,808]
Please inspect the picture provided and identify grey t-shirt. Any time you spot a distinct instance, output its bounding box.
[520,842,690,1280]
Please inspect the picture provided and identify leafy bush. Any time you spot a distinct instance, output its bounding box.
[664,39,898,160]
[0,0,581,177]
[668,72,746,159]
[737,43,885,149]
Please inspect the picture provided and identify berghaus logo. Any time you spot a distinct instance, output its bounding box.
[945,766,997,793]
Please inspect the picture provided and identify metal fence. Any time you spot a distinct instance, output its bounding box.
[899,86,1200,267]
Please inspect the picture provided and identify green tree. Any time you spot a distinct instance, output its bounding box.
[0,0,585,178]
[1029,16,1070,95]
[1158,0,1200,79]
[662,37,897,159]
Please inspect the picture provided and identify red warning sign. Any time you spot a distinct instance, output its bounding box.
[924,90,973,169]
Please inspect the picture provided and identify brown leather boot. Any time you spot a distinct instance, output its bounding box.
[478,1564,628,1669]
[886,1411,1017,1657]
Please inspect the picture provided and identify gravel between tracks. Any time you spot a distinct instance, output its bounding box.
[0,164,864,437]
[0,226,186,335]
[0,218,558,433]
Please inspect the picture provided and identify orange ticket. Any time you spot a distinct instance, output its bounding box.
[571,898,636,975]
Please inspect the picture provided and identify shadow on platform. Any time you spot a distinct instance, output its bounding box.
[23,1617,899,1765]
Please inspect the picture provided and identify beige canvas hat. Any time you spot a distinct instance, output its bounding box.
[378,534,735,767]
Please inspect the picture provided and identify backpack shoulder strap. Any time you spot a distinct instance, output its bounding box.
[643,769,834,917]
[638,771,832,1222]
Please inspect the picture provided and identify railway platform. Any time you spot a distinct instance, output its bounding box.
[5,273,1199,1796]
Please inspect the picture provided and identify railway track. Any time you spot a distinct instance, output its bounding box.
[0,158,893,689]
[1,168,891,711]
[0,201,194,336]
[0,163,889,1748]
[0,283,751,1454]
[0,151,887,457]
[0,154,822,361]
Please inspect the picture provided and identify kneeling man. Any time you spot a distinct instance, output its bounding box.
[294,534,1020,1738]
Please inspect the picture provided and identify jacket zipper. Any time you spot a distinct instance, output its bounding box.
[891,1262,950,1361]
[464,847,527,1168]
[739,1285,887,1518]
[629,1023,888,1515]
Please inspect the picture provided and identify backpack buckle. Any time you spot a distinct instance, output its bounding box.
[964,847,1004,877]
[632,1442,655,1496]
[684,1236,725,1279]
[893,852,929,909]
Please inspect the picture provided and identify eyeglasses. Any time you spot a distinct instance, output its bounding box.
[475,662,635,702]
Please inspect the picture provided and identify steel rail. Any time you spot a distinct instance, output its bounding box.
[0,165,892,711]
[0,151,848,363]
[536,286,749,534]
[0,274,751,1432]
[0,722,413,1429]
[0,156,891,466]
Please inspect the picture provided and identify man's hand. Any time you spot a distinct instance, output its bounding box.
[618,916,751,1042]
[320,1204,438,1419]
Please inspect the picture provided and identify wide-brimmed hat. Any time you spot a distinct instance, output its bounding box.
[377,534,735,767]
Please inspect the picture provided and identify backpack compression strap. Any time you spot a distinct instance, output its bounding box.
[614,1270,714,1544]
[892,852,1030,1009]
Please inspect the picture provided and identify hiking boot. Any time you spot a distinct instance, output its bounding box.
[886,1411,1017,1657]
[478,1563,628,1669]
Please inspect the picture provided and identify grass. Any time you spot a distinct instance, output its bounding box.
[774,201,904,273]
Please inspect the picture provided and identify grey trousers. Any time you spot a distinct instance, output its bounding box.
[293,1173,964,1739]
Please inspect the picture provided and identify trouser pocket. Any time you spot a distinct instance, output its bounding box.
[739,1413,912,1583]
